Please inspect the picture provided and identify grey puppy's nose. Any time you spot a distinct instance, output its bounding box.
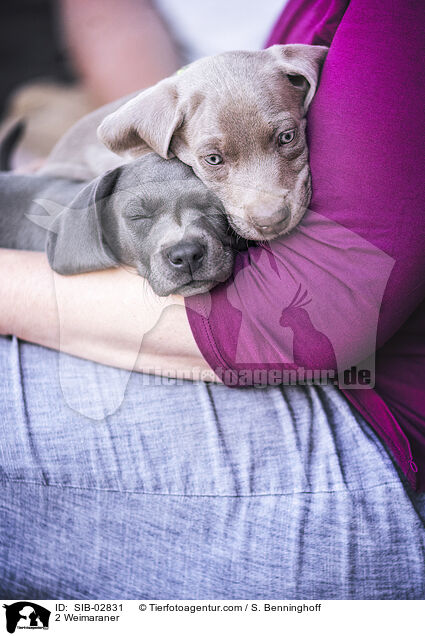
[167,241,205,273]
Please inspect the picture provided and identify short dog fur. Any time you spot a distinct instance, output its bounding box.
[41,45,328,241]
[0,135,235,296]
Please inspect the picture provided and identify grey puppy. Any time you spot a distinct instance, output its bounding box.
[40,45,328,241]
[0,140,235,297]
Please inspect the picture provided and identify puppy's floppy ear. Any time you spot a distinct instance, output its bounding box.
[97,76,183,159]
[46,168,122,275]
[268,44,328,112]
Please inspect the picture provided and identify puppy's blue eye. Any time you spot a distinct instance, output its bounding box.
[278,129,296,145]
[204,154,223,166]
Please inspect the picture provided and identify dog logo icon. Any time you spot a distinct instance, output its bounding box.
[3,602,50,633]
[279,284,337,371]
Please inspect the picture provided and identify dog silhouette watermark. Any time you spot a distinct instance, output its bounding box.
[3,602,50,633]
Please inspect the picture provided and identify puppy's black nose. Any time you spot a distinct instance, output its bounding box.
[167,241,205,273]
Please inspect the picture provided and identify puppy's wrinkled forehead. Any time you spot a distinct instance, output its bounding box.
[136,183,222,217]
[118,154,198,187]
[117,155,224,213]
[188,45,326,111]
[187,51,304,109]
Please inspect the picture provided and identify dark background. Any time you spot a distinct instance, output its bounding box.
[0,0,74,118]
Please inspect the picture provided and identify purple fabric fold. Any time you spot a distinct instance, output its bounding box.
[265,0,349,47]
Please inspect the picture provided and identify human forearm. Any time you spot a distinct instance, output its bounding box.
[61,0,182,105]
[0,250,59,346]
[0,250,216,381]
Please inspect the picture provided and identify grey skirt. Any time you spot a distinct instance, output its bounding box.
[0,336,424,599]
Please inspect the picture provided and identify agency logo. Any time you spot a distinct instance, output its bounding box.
[3,602,50,633]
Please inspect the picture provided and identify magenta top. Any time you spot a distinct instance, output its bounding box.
[186,0,425,490]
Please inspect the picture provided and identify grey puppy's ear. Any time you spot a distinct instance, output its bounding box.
[268,44,328,112]
[97,76,183,159]
[46,168,121,275]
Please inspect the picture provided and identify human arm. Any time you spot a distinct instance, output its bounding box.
[60,0,182,105]
[0,249,217,381]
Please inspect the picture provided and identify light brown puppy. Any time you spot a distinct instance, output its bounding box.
[42,45,327,240]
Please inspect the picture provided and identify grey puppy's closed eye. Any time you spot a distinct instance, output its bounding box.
[126,211,152,221]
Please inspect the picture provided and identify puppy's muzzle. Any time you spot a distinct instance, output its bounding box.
[250,206,290,235]
[166,240,205,274]
[230,204,292,240]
